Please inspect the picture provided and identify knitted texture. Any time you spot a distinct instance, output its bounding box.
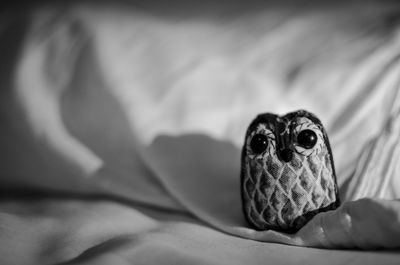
[241,110,340,232]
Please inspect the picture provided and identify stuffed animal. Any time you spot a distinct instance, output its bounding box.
[240,110,340,233]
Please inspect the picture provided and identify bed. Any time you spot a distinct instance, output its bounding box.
[1,0,400,264]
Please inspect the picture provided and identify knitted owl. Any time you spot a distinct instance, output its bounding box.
[240,110,340,233]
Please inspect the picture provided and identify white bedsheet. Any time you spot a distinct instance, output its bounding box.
[1,1,400,264]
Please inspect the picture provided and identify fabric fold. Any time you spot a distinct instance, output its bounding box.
[2,0,400,254]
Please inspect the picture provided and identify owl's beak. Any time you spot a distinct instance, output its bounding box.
[278,148,293,163]
[276,119,294,163]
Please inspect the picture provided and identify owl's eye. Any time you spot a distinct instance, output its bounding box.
[250,134,269,154]
[297,129,317,149]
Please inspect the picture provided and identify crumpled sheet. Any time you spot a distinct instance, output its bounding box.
[1,1,400,264]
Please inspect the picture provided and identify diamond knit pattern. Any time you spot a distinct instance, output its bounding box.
[242,147,337,231]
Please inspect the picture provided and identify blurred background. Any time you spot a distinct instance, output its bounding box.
[1,0,400,207]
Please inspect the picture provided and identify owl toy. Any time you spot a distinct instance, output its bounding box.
[240,110,340,233]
